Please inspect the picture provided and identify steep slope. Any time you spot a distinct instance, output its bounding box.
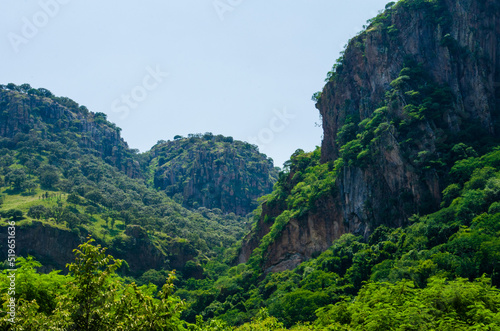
[239,0,500,272]
[148,135,278,216]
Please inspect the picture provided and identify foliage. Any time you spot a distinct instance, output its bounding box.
[181,147,500,328]
[0,239,188,330]
[316,277,500,330]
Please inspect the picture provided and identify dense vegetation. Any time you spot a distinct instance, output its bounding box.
[5,146,500,328]
[171,147,500,329]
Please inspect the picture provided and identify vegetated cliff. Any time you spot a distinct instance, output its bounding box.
[0,87,141,178]
[239,0,500,273]
[149,134,278,216]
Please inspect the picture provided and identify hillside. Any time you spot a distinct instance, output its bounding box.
[172,0,500,328]
[147,134,278,216]
[0,85,273,277]
[0,84,141,178]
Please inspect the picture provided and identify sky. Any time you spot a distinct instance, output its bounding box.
[0,0,390,168]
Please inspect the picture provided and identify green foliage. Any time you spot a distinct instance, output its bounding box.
[316,277,500,330]
[311,91,322,102]
[0,209,23,220]
[65,237,124,330]
[181,147,500,328]
[0,239,188,330]
[234,308,285,330]
[0,87,251,275]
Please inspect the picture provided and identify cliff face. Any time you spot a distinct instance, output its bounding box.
[239,0,500,272]
[150,135,278,216]
[320,0,500,161]
[0,221,193,276]
[0,90,141,178]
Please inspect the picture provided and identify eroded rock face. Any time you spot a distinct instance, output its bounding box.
[240,0,500,272]
[319,0,500,162]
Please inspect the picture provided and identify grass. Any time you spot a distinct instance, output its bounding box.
[0,186,127,245]
[0,187,68,213]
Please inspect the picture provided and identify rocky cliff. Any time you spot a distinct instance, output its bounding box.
[239,0,500,272]
[149,134,278,216]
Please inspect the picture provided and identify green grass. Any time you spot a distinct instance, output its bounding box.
[0,186,127,245]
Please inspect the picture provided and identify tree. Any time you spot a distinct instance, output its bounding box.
[85,190,103,205]
[37,88,53,98]
[19,83,32,93]
[63,238,123,330]
[6,83,19,91]
[67,192,83,205]
[57,238,187,330]
[1,209,23,220]
[5,168,27,191]
[39,168,59,189]
[24,180,37,194]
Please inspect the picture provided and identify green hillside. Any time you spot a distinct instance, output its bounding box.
[0,85,255,278]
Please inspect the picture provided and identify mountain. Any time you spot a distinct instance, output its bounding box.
[0,85,275,276]
[147,134,278,216]
[171,1,500,328]
[239,0,500,272]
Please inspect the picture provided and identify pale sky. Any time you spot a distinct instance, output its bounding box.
[0,0,390,167]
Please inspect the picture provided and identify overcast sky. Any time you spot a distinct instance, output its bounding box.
[0,0,390,167]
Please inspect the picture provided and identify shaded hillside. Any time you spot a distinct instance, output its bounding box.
[148,134,278,216]
[239,0,500,272]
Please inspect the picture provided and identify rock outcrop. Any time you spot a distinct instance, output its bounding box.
[0,221,194,276]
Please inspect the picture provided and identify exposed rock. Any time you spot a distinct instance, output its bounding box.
[0,221,192,276]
